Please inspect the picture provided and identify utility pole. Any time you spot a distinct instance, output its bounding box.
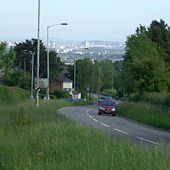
[98,66,101,99]
[36,0,41,107]
[30,52,35,100]
[74,59,76,91]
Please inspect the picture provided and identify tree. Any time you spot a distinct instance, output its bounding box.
[76,58,94,97]
[148,19,170,64]
[14,39,64,80]
[123,28,168,94]
[0,42,16,78]
[99,60,115,90]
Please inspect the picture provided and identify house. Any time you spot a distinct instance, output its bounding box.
[50,73,73,93]
[72,91,81,100]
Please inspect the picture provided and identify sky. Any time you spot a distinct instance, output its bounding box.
[0,0,170,43]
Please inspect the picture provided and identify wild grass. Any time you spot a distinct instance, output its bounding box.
[117,101,170,130]
[0,100,170,169]
[0,86,29,105]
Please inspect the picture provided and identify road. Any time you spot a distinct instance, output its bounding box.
[59,105,170,145]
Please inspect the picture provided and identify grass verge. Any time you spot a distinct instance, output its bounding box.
[117,101,170,130]
[0,100,170,169]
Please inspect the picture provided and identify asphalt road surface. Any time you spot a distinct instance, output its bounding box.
[59,104,170,145]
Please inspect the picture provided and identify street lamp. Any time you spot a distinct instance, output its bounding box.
[46,22,68,100]
[23,50,35,100]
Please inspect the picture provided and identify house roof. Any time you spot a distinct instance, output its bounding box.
[57,73,73,83]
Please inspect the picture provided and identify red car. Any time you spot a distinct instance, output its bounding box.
[98,100,116,116]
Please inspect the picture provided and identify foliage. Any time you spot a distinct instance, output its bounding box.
[76,58,95,96]
[0,86,29,105]
[117,101,170,129]
[53,90,71,99]
[67,58,116,98]
[4,70,31,90]
[164,95,170,107]
[0,42,16,78]
[14,39,64,79]
[123,27,168,94]
[140,92,169,106]
[148,19,170,64]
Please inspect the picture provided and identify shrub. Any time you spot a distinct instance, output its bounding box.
[4,70,31,90]
[52,90,71,99]
[164,95,170,107]
[117,101,170,129]
[0,86,29,104]
[128,93,142,102]
[140,92,168,106]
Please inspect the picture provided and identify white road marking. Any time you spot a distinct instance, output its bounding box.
[93,119,99,123]
[89,115,93,119]
[114,128,129,135]
[100,122,110,128]
[136,136,160,145]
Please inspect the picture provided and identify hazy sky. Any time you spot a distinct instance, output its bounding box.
[0,0,170,42]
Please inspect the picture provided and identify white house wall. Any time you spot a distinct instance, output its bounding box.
[63,82,72,90]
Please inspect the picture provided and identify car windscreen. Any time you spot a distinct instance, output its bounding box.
[101,101,115,106]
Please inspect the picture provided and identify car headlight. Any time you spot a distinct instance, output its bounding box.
[112,108,116,111]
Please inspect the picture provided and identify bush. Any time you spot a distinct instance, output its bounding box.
[140,92,168,106]
[117,101,170,129]
[101,89,118,98]
[0,86,29,104]
[128,93,142,102]
[127,92,170,107]
[52,90,71,99]
[4,70,31,90]
[164,96,170,107]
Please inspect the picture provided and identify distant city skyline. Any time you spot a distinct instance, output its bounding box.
[0,0,170,42]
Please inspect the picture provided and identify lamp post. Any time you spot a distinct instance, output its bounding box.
[36,0,41,107]
[23,50,35,100]
[46,23,68,100]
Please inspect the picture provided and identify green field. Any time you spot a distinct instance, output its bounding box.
[0,86,170,169]
[0,99,169,169]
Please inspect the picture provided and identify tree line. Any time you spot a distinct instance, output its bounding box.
[0,39,64,89]
[120,19,170,96]
[0,19,170,98]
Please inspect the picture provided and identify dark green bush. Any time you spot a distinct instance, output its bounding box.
[0,86,29,104]
[164,96,170,107]
[128,93,142,102]
[52,90,71,99]
[4,70,31,90]
[140,92,168,106]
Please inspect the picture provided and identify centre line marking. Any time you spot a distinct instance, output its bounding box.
[100,122,110,128]
[136,137,159,145]
[89,115,93,119]
[93,119,99,122]
[114,128,129,135]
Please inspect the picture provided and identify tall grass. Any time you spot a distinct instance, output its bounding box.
[0,100,170,169]
[128,92,170,107]
[117,101,170,129]
[0,86,29,105]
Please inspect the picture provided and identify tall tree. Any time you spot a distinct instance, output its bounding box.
[14,39,64,80]
[148,19,170,64]
[0,42,16,78]
[123,28,168,94]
